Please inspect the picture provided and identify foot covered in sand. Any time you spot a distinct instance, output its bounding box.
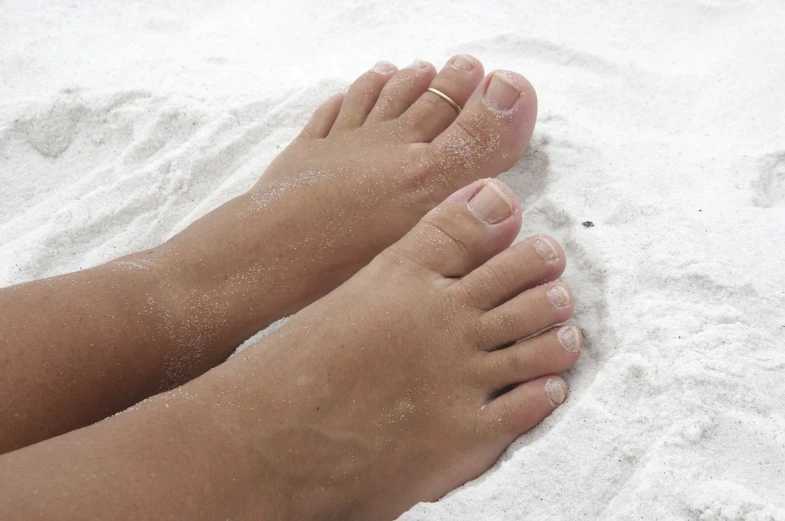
[201,179,580,519]
[154,55,537,361]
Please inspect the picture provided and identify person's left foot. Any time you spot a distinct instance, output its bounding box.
[128,56,538,389]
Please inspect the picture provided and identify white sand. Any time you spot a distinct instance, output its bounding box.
[2,0,784,518]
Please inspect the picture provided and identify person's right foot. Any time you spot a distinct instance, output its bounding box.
[0,179,578,521]
[197,178,580,520]
[140,56,537,388]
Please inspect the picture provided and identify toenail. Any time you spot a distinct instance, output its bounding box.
[450,55,474,72]
[371,61,397,75]
[408,58,431,70]
[557,326,581,353]
[544,379,567,407]
[484,72,521,111]
[534,236,559,263]
[547,285,571,308]
[467,181,514,224]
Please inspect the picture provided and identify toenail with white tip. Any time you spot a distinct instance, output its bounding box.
[484,72,521,111]
[408,58,431,70]
[557,326,581,353]
[547,285,571,308]
[534,236,559,263]
[371,61,397,74]
[467,181,513,224]
[544,379,567,407]
[451,55,474,71]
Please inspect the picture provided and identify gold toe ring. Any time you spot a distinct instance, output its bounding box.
[427,87,462,114]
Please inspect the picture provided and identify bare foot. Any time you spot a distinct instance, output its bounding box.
[0,179,579,520]
[200,179,579,519]
[146,56,537,383]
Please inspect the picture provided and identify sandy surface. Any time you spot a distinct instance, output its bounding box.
[2,0,784,519]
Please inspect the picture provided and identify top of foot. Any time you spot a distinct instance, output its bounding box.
[156,56,538,372]
[208,179,580,521]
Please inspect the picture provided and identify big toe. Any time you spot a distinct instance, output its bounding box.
[425,71,537,186]
[387,179,522,278]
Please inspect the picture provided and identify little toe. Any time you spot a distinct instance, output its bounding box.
[426,70,537,185]
[479,281,575,349]
[481,326,582,390]
[367,59,436,122]
[480,376,568,444]
[455,234,566,311]
[298,93,345,139]
[398,54,484,142]
[331,61,398,131]
[387,179,521,278]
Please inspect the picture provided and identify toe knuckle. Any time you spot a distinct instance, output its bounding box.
[508,350,528,376]
[384,241,422,268]
[454,119,488,150]
[420,94,446,114]
[427,117,500,176]
[421,213,472,259]
[420,149,459,188]
[480,263,519,299]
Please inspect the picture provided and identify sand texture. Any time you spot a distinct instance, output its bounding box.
[1,1,784,519]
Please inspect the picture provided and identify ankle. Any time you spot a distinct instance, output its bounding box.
[106,245,248,386]
[152,192,339,338]
[199,356,363,520]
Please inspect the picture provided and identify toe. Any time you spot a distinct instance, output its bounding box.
[331,61,398,131]
[480,376,568,443]
[298,93,345,139]
[425,71,537,185]
[454,235,566,311]
[398,54,484,142]
[366,59,436,122]
[478,281,575,349]
[481,326,582,389]
[387,179,521,278]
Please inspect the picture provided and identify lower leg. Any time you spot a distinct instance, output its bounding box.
[0,376,253,520]
[0,245,231,454]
